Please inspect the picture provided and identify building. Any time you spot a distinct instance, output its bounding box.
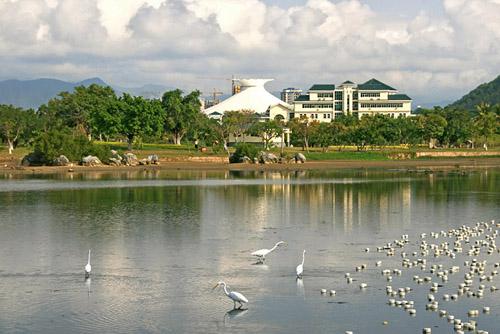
[281,87,303,104]
[291,78,412,122]
[203,78,292,121]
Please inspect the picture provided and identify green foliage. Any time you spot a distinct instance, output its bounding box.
[162,89,202,145]
[475,103,499,143]
[33,128,105,164]
[0,104,37,153]
[40,84,117,137]
[229,142,259,163]
[120,94,164,149]
[249,119,284,149]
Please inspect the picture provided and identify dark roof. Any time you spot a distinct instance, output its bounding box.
[309,84,335,91]
[342,80,355,85]
[294,95,310,101]
[388,94,412,100]
[358,78,396,91]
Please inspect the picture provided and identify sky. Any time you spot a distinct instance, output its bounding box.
[0,0,499,105]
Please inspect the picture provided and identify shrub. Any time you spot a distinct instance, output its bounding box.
[33,129,111,165]
[229,142,259,163]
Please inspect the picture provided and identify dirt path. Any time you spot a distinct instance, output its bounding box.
[1,158,499,175]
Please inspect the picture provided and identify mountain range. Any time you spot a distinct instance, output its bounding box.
[448,75,500,111]
[0,77,171,109]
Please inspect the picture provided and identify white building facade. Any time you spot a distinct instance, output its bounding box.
[280,87,303,104]
[291,79,412,122]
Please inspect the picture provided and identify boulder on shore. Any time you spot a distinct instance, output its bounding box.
[81,155,102,167]
[53,155,70,166]
[258,151,279,164]
[147,154,160,165]
[240,156,252,163]
[294,153,306,163]
[123,153,138,166]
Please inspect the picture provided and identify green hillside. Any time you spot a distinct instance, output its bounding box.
[449,75,500,111]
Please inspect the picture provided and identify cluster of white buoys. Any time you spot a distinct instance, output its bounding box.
[336,219,498,334]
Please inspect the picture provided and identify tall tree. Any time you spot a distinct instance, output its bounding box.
[120,94,164,150]
[162,89,202,145]
[0,105,35,154]
[249,120,283,150]
[417,113,447,148]
[42,84,117,139]
[474,103,498,146]
[288,115,319,152]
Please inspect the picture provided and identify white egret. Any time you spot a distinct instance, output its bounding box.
[85,249,91,278]
[296,250,306,278]
[251,241,285,262]
[213,281,248,309]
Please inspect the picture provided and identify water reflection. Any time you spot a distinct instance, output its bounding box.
[0,169,498,334]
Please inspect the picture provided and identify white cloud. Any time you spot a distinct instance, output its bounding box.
[0,0,498,102]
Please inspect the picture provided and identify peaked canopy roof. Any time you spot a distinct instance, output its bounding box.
[358,78,396,91]
[309,84,336,91]
[204,79,291,116]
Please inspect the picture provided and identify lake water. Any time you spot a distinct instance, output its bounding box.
[0,169,499,334]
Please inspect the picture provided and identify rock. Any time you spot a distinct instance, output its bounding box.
[108,157,122,166]
[147,154,159,165]
[138,158,149,165]
[123,153,138,166]
[240,156,252,163]
[295,152,306,163]
[53,155,70,166]
[21,152,45,166]
[81,155,102,167]
[258,151,279,164]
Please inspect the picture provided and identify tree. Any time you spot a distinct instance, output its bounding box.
[309,122,334,151]
[41,84,117,139]
[288,115,319,152]
[474,103,498,146]
[437,107,474,147]
[249,120,283,150]
[120,94,164,150]
[417,113,447,148]
[222,110,256,142]
[162,89,202,145]
[0,105,35,154]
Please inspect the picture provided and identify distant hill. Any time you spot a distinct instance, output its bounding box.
[448,75,500,111]
[0,77,171,109]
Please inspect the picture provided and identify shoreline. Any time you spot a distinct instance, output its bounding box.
[1,157,499,175]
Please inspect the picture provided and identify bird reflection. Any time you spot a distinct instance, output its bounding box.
[85,277,91,297]
[296,277,305,298]
[224,308,249,323]
[252,261,269,270]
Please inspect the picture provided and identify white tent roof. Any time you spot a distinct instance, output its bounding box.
[204,79,291,117]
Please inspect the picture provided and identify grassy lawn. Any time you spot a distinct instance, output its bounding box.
[304,151,390,161]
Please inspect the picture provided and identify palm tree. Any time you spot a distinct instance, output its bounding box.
[474,103,498,148]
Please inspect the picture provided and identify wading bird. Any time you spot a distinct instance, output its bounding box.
[296,250,306,278]
[251,241,285,262]
[85,249,91,278]
[213,281,248,309]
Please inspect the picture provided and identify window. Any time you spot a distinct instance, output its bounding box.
[360,103,403,108]
[317,93,333,98]
[353,92,358,99]
[360,92,380,98]
[335,91,343,100]
[335,112,343,118]
[289,113,295,119]
[353,102,358,111]
[335,102,342,111]
[302,104,333,109]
